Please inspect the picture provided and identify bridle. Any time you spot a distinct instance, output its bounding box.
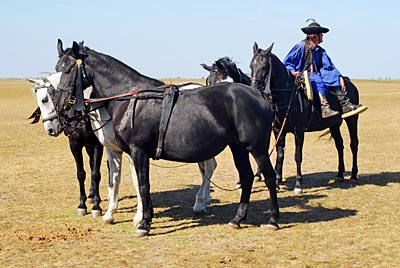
[39,77,68,127]
[251,53,273,98]
[55,56,94,125]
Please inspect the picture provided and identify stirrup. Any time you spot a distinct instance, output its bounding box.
[342,105,368,119]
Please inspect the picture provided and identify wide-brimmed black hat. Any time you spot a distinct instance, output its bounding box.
[301,19,329,35]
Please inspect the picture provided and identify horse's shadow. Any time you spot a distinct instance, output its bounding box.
[282,171,400,190]
[112,171,399,235]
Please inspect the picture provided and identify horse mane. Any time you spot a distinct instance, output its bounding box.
[270,53,292,89]
[65,45,164,88]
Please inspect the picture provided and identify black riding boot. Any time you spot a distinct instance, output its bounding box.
[333,88,367,118]
[319,93,339,118]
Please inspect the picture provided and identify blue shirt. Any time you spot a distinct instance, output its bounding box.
[283,40,342,95]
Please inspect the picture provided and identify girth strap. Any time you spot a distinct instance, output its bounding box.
[155,86,179,160]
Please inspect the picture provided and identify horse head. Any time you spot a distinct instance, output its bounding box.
[28,72,64,136]
[201,57,251,86]
[201,58,233,86]
[249,42,275,92]
[55,40,92,118]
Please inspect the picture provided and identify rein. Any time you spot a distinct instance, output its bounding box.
[268,81,299,156]
[84,84,179,104]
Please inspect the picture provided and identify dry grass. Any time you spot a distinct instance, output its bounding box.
[0,78,399,267]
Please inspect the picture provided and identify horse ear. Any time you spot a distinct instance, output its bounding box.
[201,63,212,71]
[26,78,39,85]
[253,42,259,54]
[57,39,64,56]
[260,42,274,56]
[78,41,84,49]
[265,43,274,53]
[72,41,80,58]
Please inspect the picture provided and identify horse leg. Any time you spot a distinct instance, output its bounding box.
[87,179,95,204]
[86,144,104,217]
[274,130,286,186]
[193,158,216,217]
[330,125,345,181]
[69,139,87,216]
[345,116,359,182]
[126,155,143,227]
[293,131,305,194]
[131,149,153,237]
[102,148,122,224]
[252,150,279,230]
[228,144,254,229]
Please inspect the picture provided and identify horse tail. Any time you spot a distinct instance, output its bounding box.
[318,129,333,142]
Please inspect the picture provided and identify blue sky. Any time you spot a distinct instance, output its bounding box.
[1,0,399,79]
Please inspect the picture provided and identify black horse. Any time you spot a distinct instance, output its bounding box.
[29,75,104,216]
[53,40,278,237]
[250,42,363,193]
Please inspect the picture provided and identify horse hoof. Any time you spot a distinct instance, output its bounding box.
[102,217,114,225]
[293,187,303,194]
[134,229,149,237]
[87,198,94,204]
[227,222,241,229]
[76,208,87,216]
[265,224,279,231]
[91,210,102,217]
[193,210,206,219]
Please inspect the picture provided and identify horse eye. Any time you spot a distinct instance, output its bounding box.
[42,96,49,104]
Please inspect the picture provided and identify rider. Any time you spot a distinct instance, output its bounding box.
[283,19,367,119]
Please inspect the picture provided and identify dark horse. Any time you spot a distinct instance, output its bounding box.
[250,42,362,193]
[29,74,104,216]
[54,40,278,237]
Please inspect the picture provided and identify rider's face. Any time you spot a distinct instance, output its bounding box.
[318,33,324,43]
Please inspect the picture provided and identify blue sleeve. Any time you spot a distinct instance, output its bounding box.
[283,42,305,74]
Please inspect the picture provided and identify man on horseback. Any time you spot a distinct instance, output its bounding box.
[283,19,367,119]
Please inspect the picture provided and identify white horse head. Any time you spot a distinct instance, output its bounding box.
[28,72,63,137]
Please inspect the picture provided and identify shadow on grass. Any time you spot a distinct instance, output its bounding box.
[283,171,400,190]
[110,186,351,235]
[110,171,399,234]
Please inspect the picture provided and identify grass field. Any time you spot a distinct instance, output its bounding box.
[0,78,399,267]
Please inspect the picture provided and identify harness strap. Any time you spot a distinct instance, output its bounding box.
[74,64,86,113]
[154,86,178,160]
[264,56,273,96]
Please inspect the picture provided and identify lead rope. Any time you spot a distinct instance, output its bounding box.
[148,161,239,191]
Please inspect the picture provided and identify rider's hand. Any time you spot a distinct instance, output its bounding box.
[340,76,347,93]
[292,71,302,78]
